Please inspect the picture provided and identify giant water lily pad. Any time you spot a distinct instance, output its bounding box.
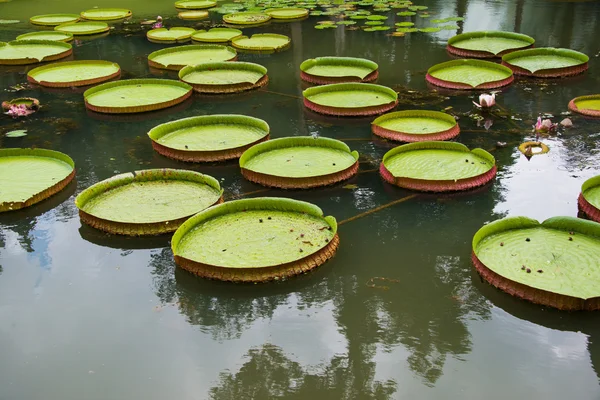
[578,175,600,223]
[55,21,109,35]
[300,56,378,84]
[30,14,79,26]
[171,197,339,282]
[426,59,514,89]
[447,31,534,58]
[80,8,132,21]
[265,7,309,19]
[502,48,589,77]
[380,141,496,191]
[175,0,217,9]
[84,79,192,114]
[472,216,600,310]
[147,27,196,43]
[191,28,243,43]
[231,33,290,52]
[179,61,267,93]
[28,60,121,87]
[75,169,223,235]
[372,110,460,142]
[0,148,75,212]
[568,94,600,117]
[240,137,359,189]
[148,44,237,70]
[0,40,72,65]
[178,10,209,20]
[148,114,270,162]
[16,31,73,42]
[303,82,398,116]
[223,12,271,25]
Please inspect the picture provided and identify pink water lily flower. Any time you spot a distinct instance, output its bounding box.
[5,104,34,118]
[152,16,163,29]
[534,116,557,133]
[472,93,495,108]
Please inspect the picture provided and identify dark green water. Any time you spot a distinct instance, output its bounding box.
[1,0,600,399]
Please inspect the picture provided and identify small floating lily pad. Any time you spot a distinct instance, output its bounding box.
[16,31,73,42]
[300,56,378,84]
[84,79,192,114]
[175,0,217,9]
[148,114,270,162]
[380,141,496,191]
[472,216,600,310]
[303,82,398,116]
[178,10,209,20]
[171,197,339,282]
[502,48,589,77]
[5,129,28,137]
[231,33,290,52]
[191,28,243,43]
[447,31,534,58]
[147,27,196,43]
[426,59,514,89]
[148,44,237,70]
[372,110,460,142]
[240,137,359,189]
[568,94,600,117]
[75,169,223,235]
[0,148,75,212]
[30,14,79,26]
[578,175,600,223]
[28,60,121,88]
[265,7,309,19]
[80,8,132,21]
[55,21,110,36]
[223,12,271,25]
[0,40,72,65]
[179,61,267,93]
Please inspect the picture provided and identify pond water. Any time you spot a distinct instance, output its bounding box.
[1,0,600,399]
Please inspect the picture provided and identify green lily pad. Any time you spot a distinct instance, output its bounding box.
[171,197,338,278]
[27,60,121,88]
[448,31,535,56]
[148,114,269,161]
[473,216,600,306]
[427,59,513,88]
[179,61,267,93]
[382,141,495,181]
[148,44,237,70]
[75,169,222,233]
[178,10,209,19]
[349,15,367,19]
[336,20,356,25]
[396,27,417,33]
[265,7,308,19]
[0,19,20,24]
[439,24,460,31]
[80,8,132,20]
[364,26,390,31]
[397,11,415,16]
[300,56,378,81]
[571,94,600,115]
[408,5,427,10]
[0,40,72,65]
[29,14,79,26]
[84,79,192,114]
[223,11,271,24]
[395,21,414,27]
[419,27,441,33]
[5,129,28,137]
[364,21,384,26]
[582,175,600,213]
[16,31,73,42]
[54,21,109,35]
[502,47,589,73]
[366,14,387,20]
[175,0,217,9]
[147,27,196,43]
[372,110,458,141]
[191,28,242,43]
[315,24,337,29]
[0,148,75,212]
[303,82,397,109]
[231,33,290,51]
[240,136,359,179]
